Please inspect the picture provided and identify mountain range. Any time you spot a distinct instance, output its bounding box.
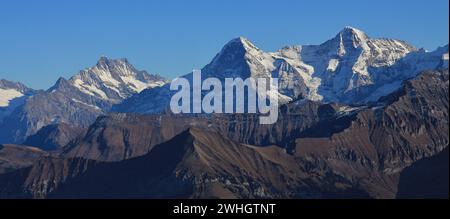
[114,27,448,113]
[0,57,167,143]
[0,26,448,199]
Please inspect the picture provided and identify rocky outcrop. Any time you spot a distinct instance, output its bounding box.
[0,129,371,198]
[23,123,86,151]
[63,99,335,161]
[294,70,449,198]
[0,144,47,174]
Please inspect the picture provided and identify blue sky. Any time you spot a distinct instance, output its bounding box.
[0,0,448,89]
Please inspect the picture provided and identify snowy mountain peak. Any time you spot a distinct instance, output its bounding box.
[96,56,110,66]
[341,26,368,37]
[216,36,262,57]
[339,26,369,41]
[204,37,267,78]
[96,56,130,70]
[226,37,259,51]
[203,28,439,104]
[238,36,260,51]
[333,26,370,53]
[112,28,448,115]
[0,79,36,119]
[61,57,168,102]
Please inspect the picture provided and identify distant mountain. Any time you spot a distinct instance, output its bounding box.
[294,69,449,198]
[0,27,448,199]
[44,128,372,198]
[114,27,448,114]
[1,69,447,199]
[0,57,168,144]
[63,100,329,162]
[0,79,37,121]
[56,57,167,103]
[0,128,370,199]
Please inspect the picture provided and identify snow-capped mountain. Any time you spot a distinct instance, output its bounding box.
[273,26,417,102]
[59,57,167,103]
[1,28,448,143]
[114,26,449,113]
[0,79,36,120]
[0,57,168,144]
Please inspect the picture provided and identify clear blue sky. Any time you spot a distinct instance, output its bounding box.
[0,0,448,89]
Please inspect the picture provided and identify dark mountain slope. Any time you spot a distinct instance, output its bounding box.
[396,147,449,199]
[62,100,333,162]
[8,128,369,199]
[23,123,86,151]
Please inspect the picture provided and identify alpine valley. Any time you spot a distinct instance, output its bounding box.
[0,27,448,199]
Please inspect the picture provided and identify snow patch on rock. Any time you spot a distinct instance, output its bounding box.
[0,88,24,107]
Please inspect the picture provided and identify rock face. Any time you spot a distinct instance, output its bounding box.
[0,69,447,199]
[0,57,168,144]
[114,27,448,114]
[61,114,198,162]
[0,144,47,174]
[294,70,449,198]
[0,129,371,199]
[23,123,86,151]
[64,99,334,162]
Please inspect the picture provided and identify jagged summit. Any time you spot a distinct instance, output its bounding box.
[0,57,168,143]
[226,37,258,48]
[48,77,69,90]
[331,26,370,53]
[67,57,167,101]
[339,26,369,38]
[96,56,130,69]
[235,36,259,50]
[205,37,269,78]
[218,36,261,56]
[96,56,112,68]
